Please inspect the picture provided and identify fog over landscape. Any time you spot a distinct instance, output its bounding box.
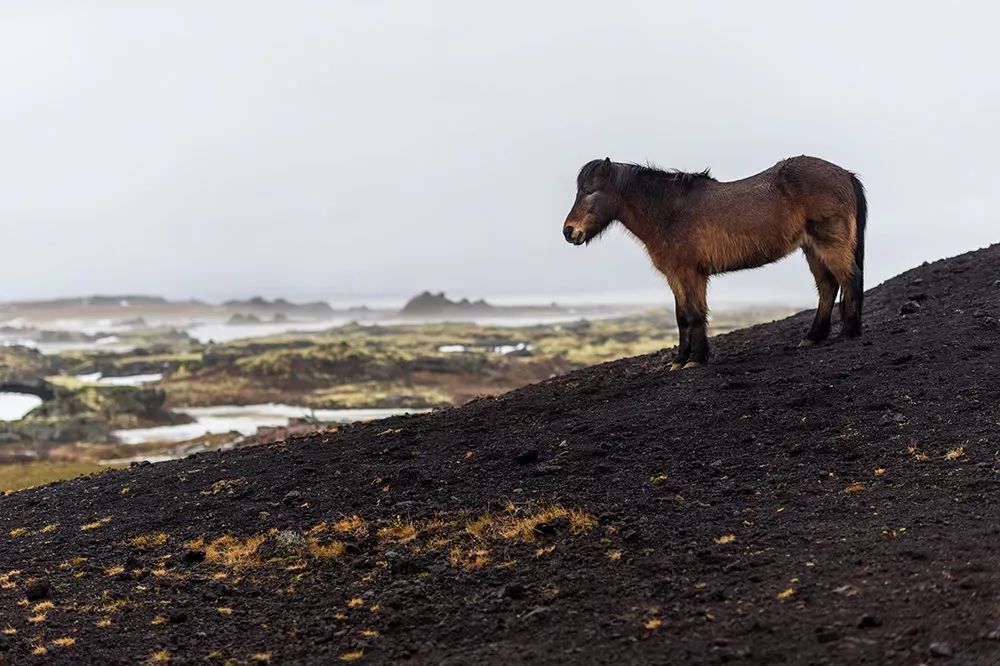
[2,2,999,306]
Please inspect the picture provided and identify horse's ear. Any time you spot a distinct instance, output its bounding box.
[597,157,612,177]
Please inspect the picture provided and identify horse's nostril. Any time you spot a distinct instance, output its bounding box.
[563,227,574,240]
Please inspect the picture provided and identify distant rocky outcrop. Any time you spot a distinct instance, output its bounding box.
[399,292,495,316]
[222,297,334,317]
[226,313,263,326]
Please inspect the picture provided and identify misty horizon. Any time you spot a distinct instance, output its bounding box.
[3,2,999,307]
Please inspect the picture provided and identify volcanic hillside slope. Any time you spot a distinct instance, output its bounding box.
[1,246,999,665]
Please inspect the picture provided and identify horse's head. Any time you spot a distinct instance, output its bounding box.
[563,158,618,245]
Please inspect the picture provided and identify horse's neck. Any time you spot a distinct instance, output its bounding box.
[616,192,677,245]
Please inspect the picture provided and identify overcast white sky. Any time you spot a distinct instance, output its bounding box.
[1,2,998,305]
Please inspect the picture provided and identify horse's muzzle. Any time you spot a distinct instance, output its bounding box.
[563,226,585,245]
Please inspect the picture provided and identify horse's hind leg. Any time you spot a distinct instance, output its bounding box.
[806,217,861,339]
[799,246,839,346]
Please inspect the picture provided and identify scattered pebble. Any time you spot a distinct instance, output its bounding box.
[929,641,952,657]
[24,579,50,602]
[857,614,882,628]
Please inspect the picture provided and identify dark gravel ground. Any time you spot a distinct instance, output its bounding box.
[1,245,998,665]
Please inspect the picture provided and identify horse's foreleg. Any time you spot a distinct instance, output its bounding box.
[800,247,839,346]
[684,275,710,368]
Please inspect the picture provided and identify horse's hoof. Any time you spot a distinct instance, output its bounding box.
[682,361,703,369]
[669,362,684,371]
[797,339,816,348]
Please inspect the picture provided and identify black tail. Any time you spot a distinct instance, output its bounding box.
[841,173,867,337]
[850,174,867,286]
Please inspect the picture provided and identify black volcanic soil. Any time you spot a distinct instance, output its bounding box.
[2,246,998,665]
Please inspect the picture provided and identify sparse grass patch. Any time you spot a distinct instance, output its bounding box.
[53,637,76,647]
[333,515,367,535]
[131,532,169,549]
[340,650,364,662]
[0,462,119,492]
[80,516,112,531]
[204,533,268,568]
[449,547,491,569]
[8,527,28,538]
[150,649,171,662]
[944,446,965,460]
[377,520,418,543]
[715,534,736,545]
[104,565,125,577]
[308,538,346,559]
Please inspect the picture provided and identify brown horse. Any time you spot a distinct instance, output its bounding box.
[563,156,867,369]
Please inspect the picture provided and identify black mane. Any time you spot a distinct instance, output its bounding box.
[578,160,716,195]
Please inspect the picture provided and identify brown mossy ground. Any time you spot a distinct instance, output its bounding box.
[0,246,997,664]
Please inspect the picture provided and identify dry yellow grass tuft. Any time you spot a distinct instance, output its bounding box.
[449,547,491,569]
[1,627,16,635]
[607,550,622,561]
[28,613,46,623]
[32,601,54,612]
[96,618,112,628]
[202,478,246,495]
[216,607,233,615]
[308,539,346,559]
[340,650,364,662]
[649,473,669,485]
[99,598,131,614]
[150,649,171,662]
[8,527,28,538]
[151,615,167,625]
[53,637,76,647]
[644,617,662,630]
[104,565,125,577]
[347,597,365,608]
[944,446,965,460]
[131,532,169,549]
[777,587,796,600]
[252,653,272,662]
[844,483,865,494]
[32,646,48,656]
[333,515,367,535]
[377,520,418,543]
[307,521,328,535]
[204,533,268,568]
[360,629,379,638]
[80,516,112,531]
[715,534,736,545]
[874,468,886,477]
[39,522,59,533]
[497,505,597,542]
